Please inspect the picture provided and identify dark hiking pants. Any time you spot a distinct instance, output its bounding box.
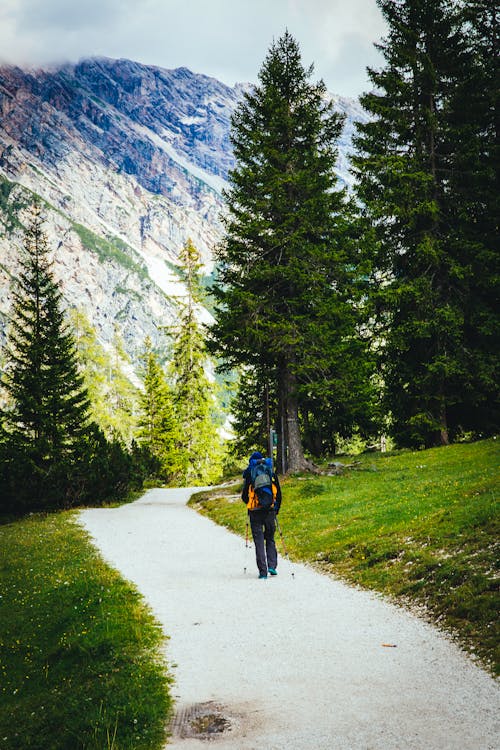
[249,509,277,576]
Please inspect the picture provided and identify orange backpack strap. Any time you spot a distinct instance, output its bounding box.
[247,485,260,510]
[247,481,277,510]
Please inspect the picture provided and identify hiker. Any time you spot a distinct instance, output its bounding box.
[242,451,282,579]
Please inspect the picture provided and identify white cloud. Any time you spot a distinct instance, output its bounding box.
[16,0,124,30]
[0,0,386,97]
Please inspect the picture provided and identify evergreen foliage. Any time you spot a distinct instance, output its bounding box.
[446,0,499,435]
[229,366,277,458]
[169,239,222,485]
[137,337,180,480]
[0,203,145,512]
[210,31,374,469]
[352,0,499,447]
[0,202,91,508]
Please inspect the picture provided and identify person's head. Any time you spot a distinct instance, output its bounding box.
[250,451,263,461]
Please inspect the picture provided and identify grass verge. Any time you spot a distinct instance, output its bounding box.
[190,438,499,675]
[0,512,173,750]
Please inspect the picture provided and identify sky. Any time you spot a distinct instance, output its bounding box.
[0,0,387,98]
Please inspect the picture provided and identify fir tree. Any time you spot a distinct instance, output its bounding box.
[210,31,373,469]
[0,202,91,507]
[351,0,496,447]
[170,239,222,485]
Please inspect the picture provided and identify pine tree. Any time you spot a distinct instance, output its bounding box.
[170,239,222,485]
[137,337,179,480]
[210,31,373,470]
[351,0,494,447]
[0,202,91,507]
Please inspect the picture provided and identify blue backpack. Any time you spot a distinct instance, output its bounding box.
[249,458,274,509]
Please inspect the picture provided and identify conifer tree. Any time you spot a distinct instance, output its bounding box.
[137,337,179,480]
[210,31,372,469]
[170,239,222,485]
[445,0,499,434]
[0,202,91,506]
[229,366,278,458]
[351,0,497,447]
[70,309,140,443]
[107,325,140,440]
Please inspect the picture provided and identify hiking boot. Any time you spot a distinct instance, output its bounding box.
[268,568,277,576]
[258,573,268,579]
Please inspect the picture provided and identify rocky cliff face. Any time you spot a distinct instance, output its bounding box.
[0,57,366,367]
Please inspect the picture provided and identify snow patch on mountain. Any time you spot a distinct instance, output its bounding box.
[0,57,368,367]
[130,120,228,196]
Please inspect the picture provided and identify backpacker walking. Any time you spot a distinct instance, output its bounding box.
[242,451,282,579]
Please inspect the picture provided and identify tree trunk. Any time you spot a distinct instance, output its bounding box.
[437,401,449,446]
[429,395,449,447]
[277,386,287,474]
[278,362,316,473]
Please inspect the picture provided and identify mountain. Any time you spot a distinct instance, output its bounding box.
[0,57,367,368]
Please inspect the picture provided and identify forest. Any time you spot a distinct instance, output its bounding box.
[0,0,497,511]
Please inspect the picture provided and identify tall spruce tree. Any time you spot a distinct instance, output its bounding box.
[210,31,372,471]
[351,0,494,447]
[446,0,499,434]
[0,202,91,507]
[170,239,222,485]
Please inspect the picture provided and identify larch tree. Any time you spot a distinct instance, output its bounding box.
[137,337,179,480]
[70,309,140,443]
[170,239,222,485]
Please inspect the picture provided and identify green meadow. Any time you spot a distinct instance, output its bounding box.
[0,438,497,750]
[0,512,173,750]
[191,438,499,674]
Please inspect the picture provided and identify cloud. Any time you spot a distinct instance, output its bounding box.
[15,0,124,31]
[0,0,386,97]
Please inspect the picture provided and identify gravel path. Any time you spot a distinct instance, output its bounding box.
[79,488,499,750]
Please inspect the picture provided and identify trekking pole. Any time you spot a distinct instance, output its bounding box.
[275,516,295,579]
[244,520,249,575]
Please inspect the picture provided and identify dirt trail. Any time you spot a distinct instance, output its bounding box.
[79,488,499,750]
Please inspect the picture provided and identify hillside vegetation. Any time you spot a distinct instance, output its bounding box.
[191,439,499,674]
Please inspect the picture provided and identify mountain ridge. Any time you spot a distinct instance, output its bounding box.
[0,57,368,367]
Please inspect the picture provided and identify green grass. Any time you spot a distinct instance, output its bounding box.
[191,438,499,674]
[71,222,149,282]
[0,512,173,750]
[0,174,30,231]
